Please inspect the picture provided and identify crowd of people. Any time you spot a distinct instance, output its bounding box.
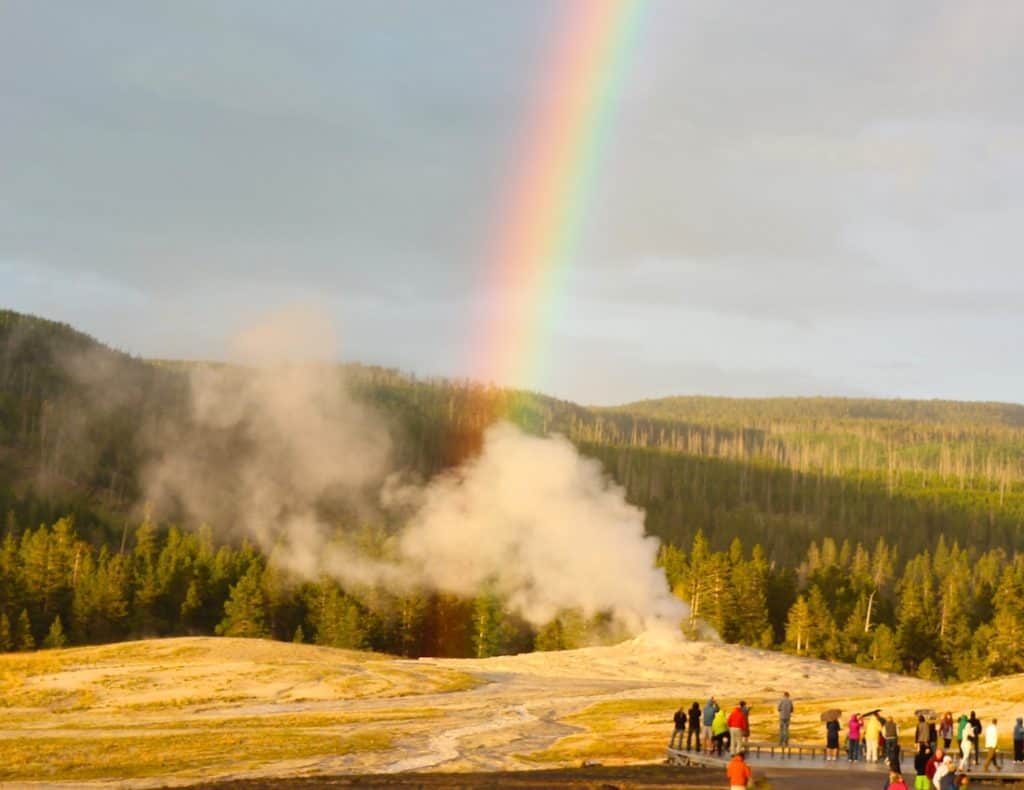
[670,694,1024,789]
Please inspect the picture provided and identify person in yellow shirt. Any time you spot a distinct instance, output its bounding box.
[865,713,883,762]
[712,708,729,756]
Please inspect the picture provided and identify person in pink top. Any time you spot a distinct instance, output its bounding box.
[848,714,863,761]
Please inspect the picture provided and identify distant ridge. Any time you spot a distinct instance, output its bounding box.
[608,394,1024,428]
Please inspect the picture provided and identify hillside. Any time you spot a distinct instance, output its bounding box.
[3,308,1024,682]
[0,634,946,784]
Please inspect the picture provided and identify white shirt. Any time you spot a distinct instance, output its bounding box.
[985,723,998,749]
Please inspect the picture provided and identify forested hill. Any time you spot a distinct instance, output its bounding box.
[4,308,1024,679]
[3,307,1024,563]
[611,394,1024,428]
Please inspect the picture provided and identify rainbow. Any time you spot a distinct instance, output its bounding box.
[474,0,646,392]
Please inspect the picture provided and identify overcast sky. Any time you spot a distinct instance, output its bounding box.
[3,1,1022,405]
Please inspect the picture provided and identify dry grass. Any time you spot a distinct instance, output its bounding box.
[0,729,393,781]
[0,637,480,781]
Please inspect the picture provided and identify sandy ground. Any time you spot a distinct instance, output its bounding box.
[3,635,1022,788]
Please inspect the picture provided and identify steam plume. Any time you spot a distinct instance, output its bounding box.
[144,308,684,635]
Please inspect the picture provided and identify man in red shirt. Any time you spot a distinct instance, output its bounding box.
[728,702,749,755]
[726,751,752,789]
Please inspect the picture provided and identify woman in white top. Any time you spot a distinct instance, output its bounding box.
[958,729,972,772]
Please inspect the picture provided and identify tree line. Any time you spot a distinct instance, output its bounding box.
[659,531,1024,681]
[3,512,1024,684]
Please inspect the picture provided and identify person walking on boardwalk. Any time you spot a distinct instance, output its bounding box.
[983,718,1002,771]
[687,701,702,752]
[778,691,793,746]
[1013,716,1024,764]
[726,750,752,790]
[703,696,718,754]
[728,702,748,756]
[958,727,973,773]
[968,712,982,767]
[670,705,686,749]
[940,713,954,751]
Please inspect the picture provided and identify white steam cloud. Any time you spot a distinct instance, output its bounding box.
[145,308,684,636]
[394,423,684,633]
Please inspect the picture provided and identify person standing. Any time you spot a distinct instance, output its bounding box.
[826,716,841,761]
[670,705,686,749]
[865,713,882,763]
[687,701,702,752]
[778,691,794,747]
[848,713,862,761]
[726,750,752,789]
[916,715,930,751]
[983,718,1002,771]
[913,745,932,790]
[1013,716,1024,764]
[703,696,718,754]
[885,716,900,764]
[712,707,729,756]
[727,702,748,756]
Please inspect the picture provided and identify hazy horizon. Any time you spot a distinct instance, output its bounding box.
[4,1,1022,405]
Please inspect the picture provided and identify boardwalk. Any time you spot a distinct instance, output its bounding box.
[667,745,1024,785]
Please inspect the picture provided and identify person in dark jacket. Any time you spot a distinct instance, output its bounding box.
[825,717,841,760]
[968,712,982,767]
[1014,717,1024,764]
[687,701,702,752]
[913,744,932,790]
[670,705,686,749]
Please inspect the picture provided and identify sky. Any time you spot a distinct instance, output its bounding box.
[2,1,1023,405]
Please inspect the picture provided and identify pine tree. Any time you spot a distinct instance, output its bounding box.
[293,624,305,644]
[0,612,11,652]
[43,615,67,649]
[15,609,35,651]
[216,565,267,638]
[471,590,506,658]
[985,563,1024,675]
[785,596,812,655]
[862,623,900,673]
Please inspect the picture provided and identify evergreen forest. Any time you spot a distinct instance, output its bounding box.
[2,308,1024,681]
